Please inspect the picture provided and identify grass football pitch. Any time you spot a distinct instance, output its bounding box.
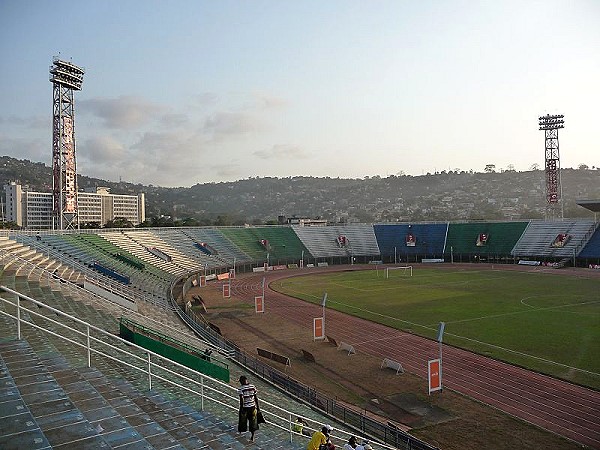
[270,266,600,389]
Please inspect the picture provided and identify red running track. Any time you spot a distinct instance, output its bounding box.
[230,269,600,449]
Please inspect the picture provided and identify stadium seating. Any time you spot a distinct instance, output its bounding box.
[575,223,600,259]
[0,335,310,450]
[102,230,198,274]
[220,226,310,263]
[0,271,351,450]
[12,234,171,308]
[374,223,448,261]
[293,224,379,259]
[511,219,597,259]
[445,222,529,260]
[160,228,251,267]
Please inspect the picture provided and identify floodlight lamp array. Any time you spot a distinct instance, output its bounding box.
[538,114,564,130]
[49,58,85,90]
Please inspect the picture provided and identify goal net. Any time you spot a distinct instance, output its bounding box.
[385,266,413,279]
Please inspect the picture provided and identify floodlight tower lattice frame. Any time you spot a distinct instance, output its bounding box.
[538,114,564,221]
[50,57,85,230]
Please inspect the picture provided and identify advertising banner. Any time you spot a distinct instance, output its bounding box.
[428,359,442,394]
[313,317,325,340]
[255,295,264,313]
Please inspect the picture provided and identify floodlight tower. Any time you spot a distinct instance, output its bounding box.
[50,57,85,230]
[538,114,564,220]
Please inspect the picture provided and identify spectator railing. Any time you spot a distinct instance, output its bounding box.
[0,285,407,450]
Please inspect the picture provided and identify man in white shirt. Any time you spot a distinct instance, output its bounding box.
[237,375,259,441]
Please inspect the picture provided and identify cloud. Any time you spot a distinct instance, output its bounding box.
[81,135,126,164]
[193,92,219,106]
[210,163,243,179]
[0,115,26,126]
[131,131,183,155]
[253,93,288,110]
[0,134,48,162]
[2,88,291,186]
[130,130,206,172]
[77,125,249,185]
[28,116,51,129]
[0,115,49,129]
[160,113,189,127]
[203,112,262,140]
[253,144,311,160]
[79,95,163,129]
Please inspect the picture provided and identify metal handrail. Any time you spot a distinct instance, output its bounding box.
[0,285,398,449]
[0,286,301,444]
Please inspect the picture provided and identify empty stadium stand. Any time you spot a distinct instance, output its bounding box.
[445,221,529,262]
[575,223,600,260]
[511,219,597,260]
[219,226,310,264]
[293,224,379,262]
[163,227,252,267]
[374,223,448,262]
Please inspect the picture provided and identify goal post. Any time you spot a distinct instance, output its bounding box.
[386,266,413,279]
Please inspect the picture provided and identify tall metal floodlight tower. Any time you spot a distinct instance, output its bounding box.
[538,114,565,220]
[50,57,85,230]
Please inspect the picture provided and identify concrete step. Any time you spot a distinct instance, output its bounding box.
[0,339,109,449]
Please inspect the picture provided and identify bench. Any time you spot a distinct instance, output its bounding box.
[257,348,291,367]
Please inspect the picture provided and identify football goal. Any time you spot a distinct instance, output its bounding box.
[386,266,413,278]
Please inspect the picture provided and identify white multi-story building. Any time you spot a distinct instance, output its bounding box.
[3,183,145,229]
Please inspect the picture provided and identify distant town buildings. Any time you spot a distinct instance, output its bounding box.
[4,183,145,229]
[279,215,328,227]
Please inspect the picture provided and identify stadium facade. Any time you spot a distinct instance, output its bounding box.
[4,182,145,229]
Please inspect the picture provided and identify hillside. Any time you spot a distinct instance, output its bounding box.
[1,156,598,224]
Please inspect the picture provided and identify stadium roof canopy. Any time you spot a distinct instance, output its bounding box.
[576,199,600,213]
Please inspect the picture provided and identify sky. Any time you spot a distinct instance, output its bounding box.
[1,0,599,187]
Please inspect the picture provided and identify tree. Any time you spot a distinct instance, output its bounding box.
[179,217,199,227]
[578,163,589,170]
[484,164,496,173]
[80,221,101,229]
[530,163,540,171]
[104,217,134,228]
[0,221,20,230]
[137,219,152,228]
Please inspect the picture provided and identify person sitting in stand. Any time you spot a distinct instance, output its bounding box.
[293,416,310,435]
[307,425,334,450]
[342,436,357,449]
